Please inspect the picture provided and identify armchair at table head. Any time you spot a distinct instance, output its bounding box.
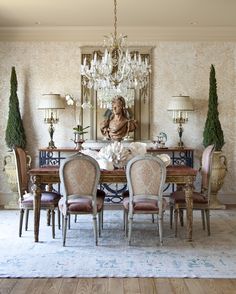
[123,154,167,245]
[13,147,61,238]
[59,152,105,246]
[169,144,215,237]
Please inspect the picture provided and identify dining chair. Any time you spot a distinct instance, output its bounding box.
[123,154,167,245]
[14,147,61,238]
[169,144,215,237]
[59,152,105,246]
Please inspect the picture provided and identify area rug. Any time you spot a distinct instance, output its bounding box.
[0,209,236,278]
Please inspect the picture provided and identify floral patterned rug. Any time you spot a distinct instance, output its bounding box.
[0,209,236,278]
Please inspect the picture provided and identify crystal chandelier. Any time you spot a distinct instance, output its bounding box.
[80,0,151,109]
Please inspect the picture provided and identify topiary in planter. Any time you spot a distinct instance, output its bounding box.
[5,66,26,150]
[203,64,227,209]
[203,64,224,151]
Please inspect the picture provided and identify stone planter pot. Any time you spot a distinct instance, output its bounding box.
[3,151,19,209]
[210,151,227,209]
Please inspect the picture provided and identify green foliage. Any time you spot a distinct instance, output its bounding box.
[203,64,224,151]
[5,67,27,150]
[73,125,90,135]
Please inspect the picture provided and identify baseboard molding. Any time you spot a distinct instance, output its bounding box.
[218,193,236,205]
[0,192,18,208]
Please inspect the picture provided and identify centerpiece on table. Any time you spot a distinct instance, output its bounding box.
[97,141,171,170]
[98,141,131,170]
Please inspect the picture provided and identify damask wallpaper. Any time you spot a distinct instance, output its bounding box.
[0,41,235,205]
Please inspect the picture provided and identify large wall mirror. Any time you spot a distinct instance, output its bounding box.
[81,47,152,141]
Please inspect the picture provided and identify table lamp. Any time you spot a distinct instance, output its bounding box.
[38,94,65,149]
[167,95,194,148]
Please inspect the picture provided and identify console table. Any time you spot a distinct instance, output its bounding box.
[39,147,194,167]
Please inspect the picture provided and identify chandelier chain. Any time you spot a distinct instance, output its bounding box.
[80,0,151,109]
[114,0,117,41]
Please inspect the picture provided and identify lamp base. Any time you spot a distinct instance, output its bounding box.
[47,140,57,149]
[178,141,184,148]
[47,121,57,149]
[177,123,184,149]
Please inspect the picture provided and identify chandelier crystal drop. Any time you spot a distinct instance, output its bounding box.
[80,0,151,109]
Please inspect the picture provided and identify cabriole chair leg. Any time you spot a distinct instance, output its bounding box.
[63,215,68,246]
[152,214,155,223]
[125,211,128,237]
[57,208,61,230]
[25,209,29,231]
[68,214,71,229]
[98,212,102,237]
[52,209,55,239]
[19,209,24,237]
[170,205,173,229]
[47,209,51,226]
[201,209,206,230]
[205,209,211,236]
[158,214,163,246]
[128,216,133,245]
[93,216,98,246]
[179,209,184,226]
[174,208,179,237]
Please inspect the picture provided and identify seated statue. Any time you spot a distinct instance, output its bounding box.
[100,96,138,141]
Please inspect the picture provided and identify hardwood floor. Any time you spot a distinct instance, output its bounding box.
[1,278,236,294]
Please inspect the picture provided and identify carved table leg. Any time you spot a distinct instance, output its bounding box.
[184,177,194,242]
[32,175,42,242]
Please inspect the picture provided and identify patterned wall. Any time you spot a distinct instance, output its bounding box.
[0,41,235,205]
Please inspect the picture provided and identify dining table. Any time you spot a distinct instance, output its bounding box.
[29,165,197,243]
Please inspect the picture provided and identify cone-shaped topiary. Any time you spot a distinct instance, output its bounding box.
[203,64,224,151]
[5,67,27,150]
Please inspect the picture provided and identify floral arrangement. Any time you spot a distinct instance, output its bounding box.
[98,141,131,169]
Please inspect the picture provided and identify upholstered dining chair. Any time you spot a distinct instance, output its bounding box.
[123,154,167,245]
[59,152,105,246]
[169,144,215,237]
[14,147,61,238]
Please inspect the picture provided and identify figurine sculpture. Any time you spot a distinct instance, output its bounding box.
[100,96,138,141]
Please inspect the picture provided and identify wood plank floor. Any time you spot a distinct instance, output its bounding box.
[0,278,236,294]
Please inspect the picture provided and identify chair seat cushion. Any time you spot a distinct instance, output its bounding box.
[123,197,167,212]
[59,189,105,214]
[170,190,208,204]
[21,191,61,207]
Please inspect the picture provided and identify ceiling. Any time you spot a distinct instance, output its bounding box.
[1,0,236,28]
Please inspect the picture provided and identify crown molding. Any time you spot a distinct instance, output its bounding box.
[1,26,236,42]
